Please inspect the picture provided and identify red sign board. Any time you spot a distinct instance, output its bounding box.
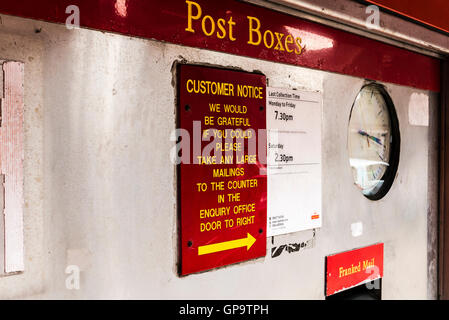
[178,64,267,275]
[326,243,384,296]
[0,0,440,91]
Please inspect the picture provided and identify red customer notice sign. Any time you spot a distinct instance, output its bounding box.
[178,64,267,275]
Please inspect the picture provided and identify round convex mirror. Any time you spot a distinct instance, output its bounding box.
[347,83,400,200]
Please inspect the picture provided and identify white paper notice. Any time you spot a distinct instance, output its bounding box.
[267,87,322,236]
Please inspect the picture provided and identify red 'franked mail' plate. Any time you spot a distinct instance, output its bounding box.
[326,243,384,296]
[178,64,267,275]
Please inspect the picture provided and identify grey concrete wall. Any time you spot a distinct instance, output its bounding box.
[0,15,45,298]
[0,14,438,299]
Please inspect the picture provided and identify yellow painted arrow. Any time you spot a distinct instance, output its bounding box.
[198,233,256,256]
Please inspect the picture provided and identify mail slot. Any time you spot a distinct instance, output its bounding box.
[325,244,384,299]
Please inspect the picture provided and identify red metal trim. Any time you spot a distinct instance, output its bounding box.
[367,0,449,35]
[0,0,440,91]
